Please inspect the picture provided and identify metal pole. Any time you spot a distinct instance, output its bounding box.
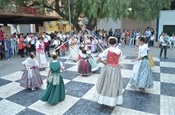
[68,0,72,37]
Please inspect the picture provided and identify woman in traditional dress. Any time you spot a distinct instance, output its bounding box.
[91,37,98,53]
[94,37,123,108]
[41,52,65,105]
[35,37,47,69]
[68,37,79,62]
[20,52,43,91]
[129,36,154,90]
[86,47,99,72]
[78,48,92,76]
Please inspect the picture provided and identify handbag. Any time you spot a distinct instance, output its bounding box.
[150,35,154,41]
[148,53,155,68]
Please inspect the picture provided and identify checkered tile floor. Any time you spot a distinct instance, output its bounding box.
[0,55,175,115]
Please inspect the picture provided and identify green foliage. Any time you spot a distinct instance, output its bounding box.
[0,0,173,28]
[128,0,173,21]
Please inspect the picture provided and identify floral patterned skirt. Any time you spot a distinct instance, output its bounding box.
[129,58,154,88]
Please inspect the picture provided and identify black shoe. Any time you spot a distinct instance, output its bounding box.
[164,57,168,59]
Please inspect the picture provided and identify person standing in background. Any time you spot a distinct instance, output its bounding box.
[159,32,169,59]
[30,34,37,52]
[170,33,175,49]
[11,34,17,55]
[4,35,12,60]
[144,27,151,46]
[18,34,25,58]
[42,32,51,57]
[0,26,5,51]
[150,28,155,47]
[108,28,113,37]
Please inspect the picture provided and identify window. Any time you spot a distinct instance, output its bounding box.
[163,25,175,35]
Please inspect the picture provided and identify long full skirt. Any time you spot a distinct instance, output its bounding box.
[69,46,79,61]
[129,58,154,88]
[20,69,43,88]
[78,59,92,76]
[88,56,99,72]
[40,76,65,105]
[36,51,47,68]
[94,65,123,106]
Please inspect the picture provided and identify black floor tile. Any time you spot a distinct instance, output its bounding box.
[123,78,130,89]
[61,70,79,80]
[160,67,175,74]
[121,64,133,70]
[154,61,160,66]
[64,99,113,115]
[120,90,160,114]
[6,88,45,107]
[125,56,137,59]
[160,58,175,62]
[0,78,12,86]
[64,64,75,70]
[152,72,160,81]
[17,108,44,115]
[65,81,94,97]
[161,82,175,97]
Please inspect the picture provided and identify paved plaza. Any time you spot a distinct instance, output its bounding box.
[0,46,175,115]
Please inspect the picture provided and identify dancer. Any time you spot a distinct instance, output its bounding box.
[94,37,123,108]
[68,37,79,62]
[41,52,65,105]
[20,52,43,91]
[78,48,92,76]
[129,36,154,90]
[35,37,47,69]
[87,47,99,72]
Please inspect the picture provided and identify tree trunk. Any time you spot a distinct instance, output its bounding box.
[86,19,96,30]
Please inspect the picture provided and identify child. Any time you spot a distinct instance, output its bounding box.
[78,48,92,76]
[35,37,47,69]
[94,37,123,108]
[41,52,65,105]
[87,47,99,72]
[60,42,66,56]
[129,36,153,90]
[20,52,43,91]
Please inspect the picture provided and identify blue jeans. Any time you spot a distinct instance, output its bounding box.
[129,37,134,46]
[6,48,12,59]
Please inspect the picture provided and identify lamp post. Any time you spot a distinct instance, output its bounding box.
[68,0,72,36]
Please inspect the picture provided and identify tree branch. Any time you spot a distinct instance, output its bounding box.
[54,0,65,18]
[43,4,56,12]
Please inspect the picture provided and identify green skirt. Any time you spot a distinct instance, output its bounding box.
[40,76,65,105]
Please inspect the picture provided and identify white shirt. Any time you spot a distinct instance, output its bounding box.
[31,37,35,44]
[26,36,31,43]
[138,44,148,57]
[42,35,51,42]
[170,36,175,41]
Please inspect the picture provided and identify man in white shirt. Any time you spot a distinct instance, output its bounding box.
[144,27,151,45]
[42,32,51,57]
[30,34,37,52]
[159,32,169,59]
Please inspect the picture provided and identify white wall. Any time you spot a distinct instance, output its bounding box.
[97,18,122,31]
[8,24,21,34]
[158,10,175,36]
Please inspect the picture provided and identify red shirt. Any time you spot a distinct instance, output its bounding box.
[0,31,4,41]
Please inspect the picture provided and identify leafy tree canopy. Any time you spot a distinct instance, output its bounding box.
[0,0,173,29]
